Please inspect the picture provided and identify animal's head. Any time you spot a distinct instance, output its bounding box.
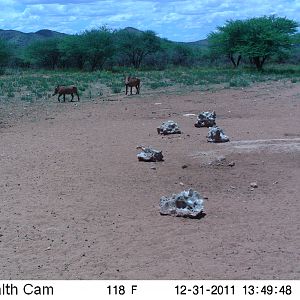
[52,85,60,96]
[124,76,131,85]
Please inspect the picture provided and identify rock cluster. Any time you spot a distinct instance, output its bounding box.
[194,111,216,128]
[137,146,164,162]
[160,189,204,218]
[157,120,181,135]
[207,126,230,143]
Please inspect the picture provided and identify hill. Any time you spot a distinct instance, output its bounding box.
[122,27,209,48]
[0,27,208,49]
[0,29,67,48]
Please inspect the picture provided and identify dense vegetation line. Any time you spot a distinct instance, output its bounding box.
[0,16,299,74]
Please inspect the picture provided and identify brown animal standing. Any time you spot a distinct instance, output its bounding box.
[53,85,80,102]
[124,76,140,95]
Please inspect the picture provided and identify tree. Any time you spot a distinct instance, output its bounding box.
[208,20,245,67]
[25,38,61,69]
[171,44,193,66]
[80,27,115,71]
[208,16,298,70]
[116,30,162,68]
[239,16,298,70]
[59,35,86,69]
[0,39,11,70]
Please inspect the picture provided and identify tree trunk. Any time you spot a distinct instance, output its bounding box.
[253,57,263,70]
[252,56,268,70]
[229,54,237,67]
[236,55,242,67]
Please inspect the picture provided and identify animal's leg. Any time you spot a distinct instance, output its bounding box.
[71,93,74,102]
[125,85,128,95]
[76,93,80,101]
[136,85,140,94]
[63,94,66,102]
[130,86,133,95]
[58,94,61,102]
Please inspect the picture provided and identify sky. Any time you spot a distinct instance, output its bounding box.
[0,0,299,42]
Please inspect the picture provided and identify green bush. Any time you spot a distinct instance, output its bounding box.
[229,75,251,87]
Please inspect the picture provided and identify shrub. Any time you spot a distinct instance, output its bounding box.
[229,75,251,87]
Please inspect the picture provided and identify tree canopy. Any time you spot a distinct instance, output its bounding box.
[80,27,115,71]
[208,16,298,70]
[26,38,60,69]
[116,30,162,68]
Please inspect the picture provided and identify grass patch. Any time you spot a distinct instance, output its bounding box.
[111,85,122,94]
[0,65,299,104]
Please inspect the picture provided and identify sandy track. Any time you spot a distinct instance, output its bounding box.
[0,81,299,279]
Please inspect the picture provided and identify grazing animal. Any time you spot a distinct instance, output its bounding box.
[124,76,140,95]
[52,85,80,102]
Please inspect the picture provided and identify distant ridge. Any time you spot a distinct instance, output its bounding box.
[0,29,67,47]
[0,27,207,48]
[35,29,65,38]
[122,27,143,34]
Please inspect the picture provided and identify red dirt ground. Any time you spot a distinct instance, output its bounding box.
[0,81,299,279]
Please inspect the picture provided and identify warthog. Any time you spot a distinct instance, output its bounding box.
[53,85,80,102]
[124,76,140,95]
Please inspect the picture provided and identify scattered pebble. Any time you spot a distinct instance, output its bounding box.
[183,113,197,117]
[181,164,188,169]
[218,156,226,162]
[228,161,235,167]
[250,182,258,188]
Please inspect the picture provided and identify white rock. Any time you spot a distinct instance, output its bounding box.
[160,189,205,218]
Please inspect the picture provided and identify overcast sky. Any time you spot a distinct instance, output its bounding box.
[0,0,299,42]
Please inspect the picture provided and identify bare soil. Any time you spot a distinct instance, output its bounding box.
[0,80,299,279]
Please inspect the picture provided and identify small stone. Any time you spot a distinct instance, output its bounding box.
[179,182,184,186]
[228,161,235,167]
[181,164,188,169]
[250,182,258,188]
[150,166,156,170]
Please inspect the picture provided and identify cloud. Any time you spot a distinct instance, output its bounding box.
[0,0,299,41]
